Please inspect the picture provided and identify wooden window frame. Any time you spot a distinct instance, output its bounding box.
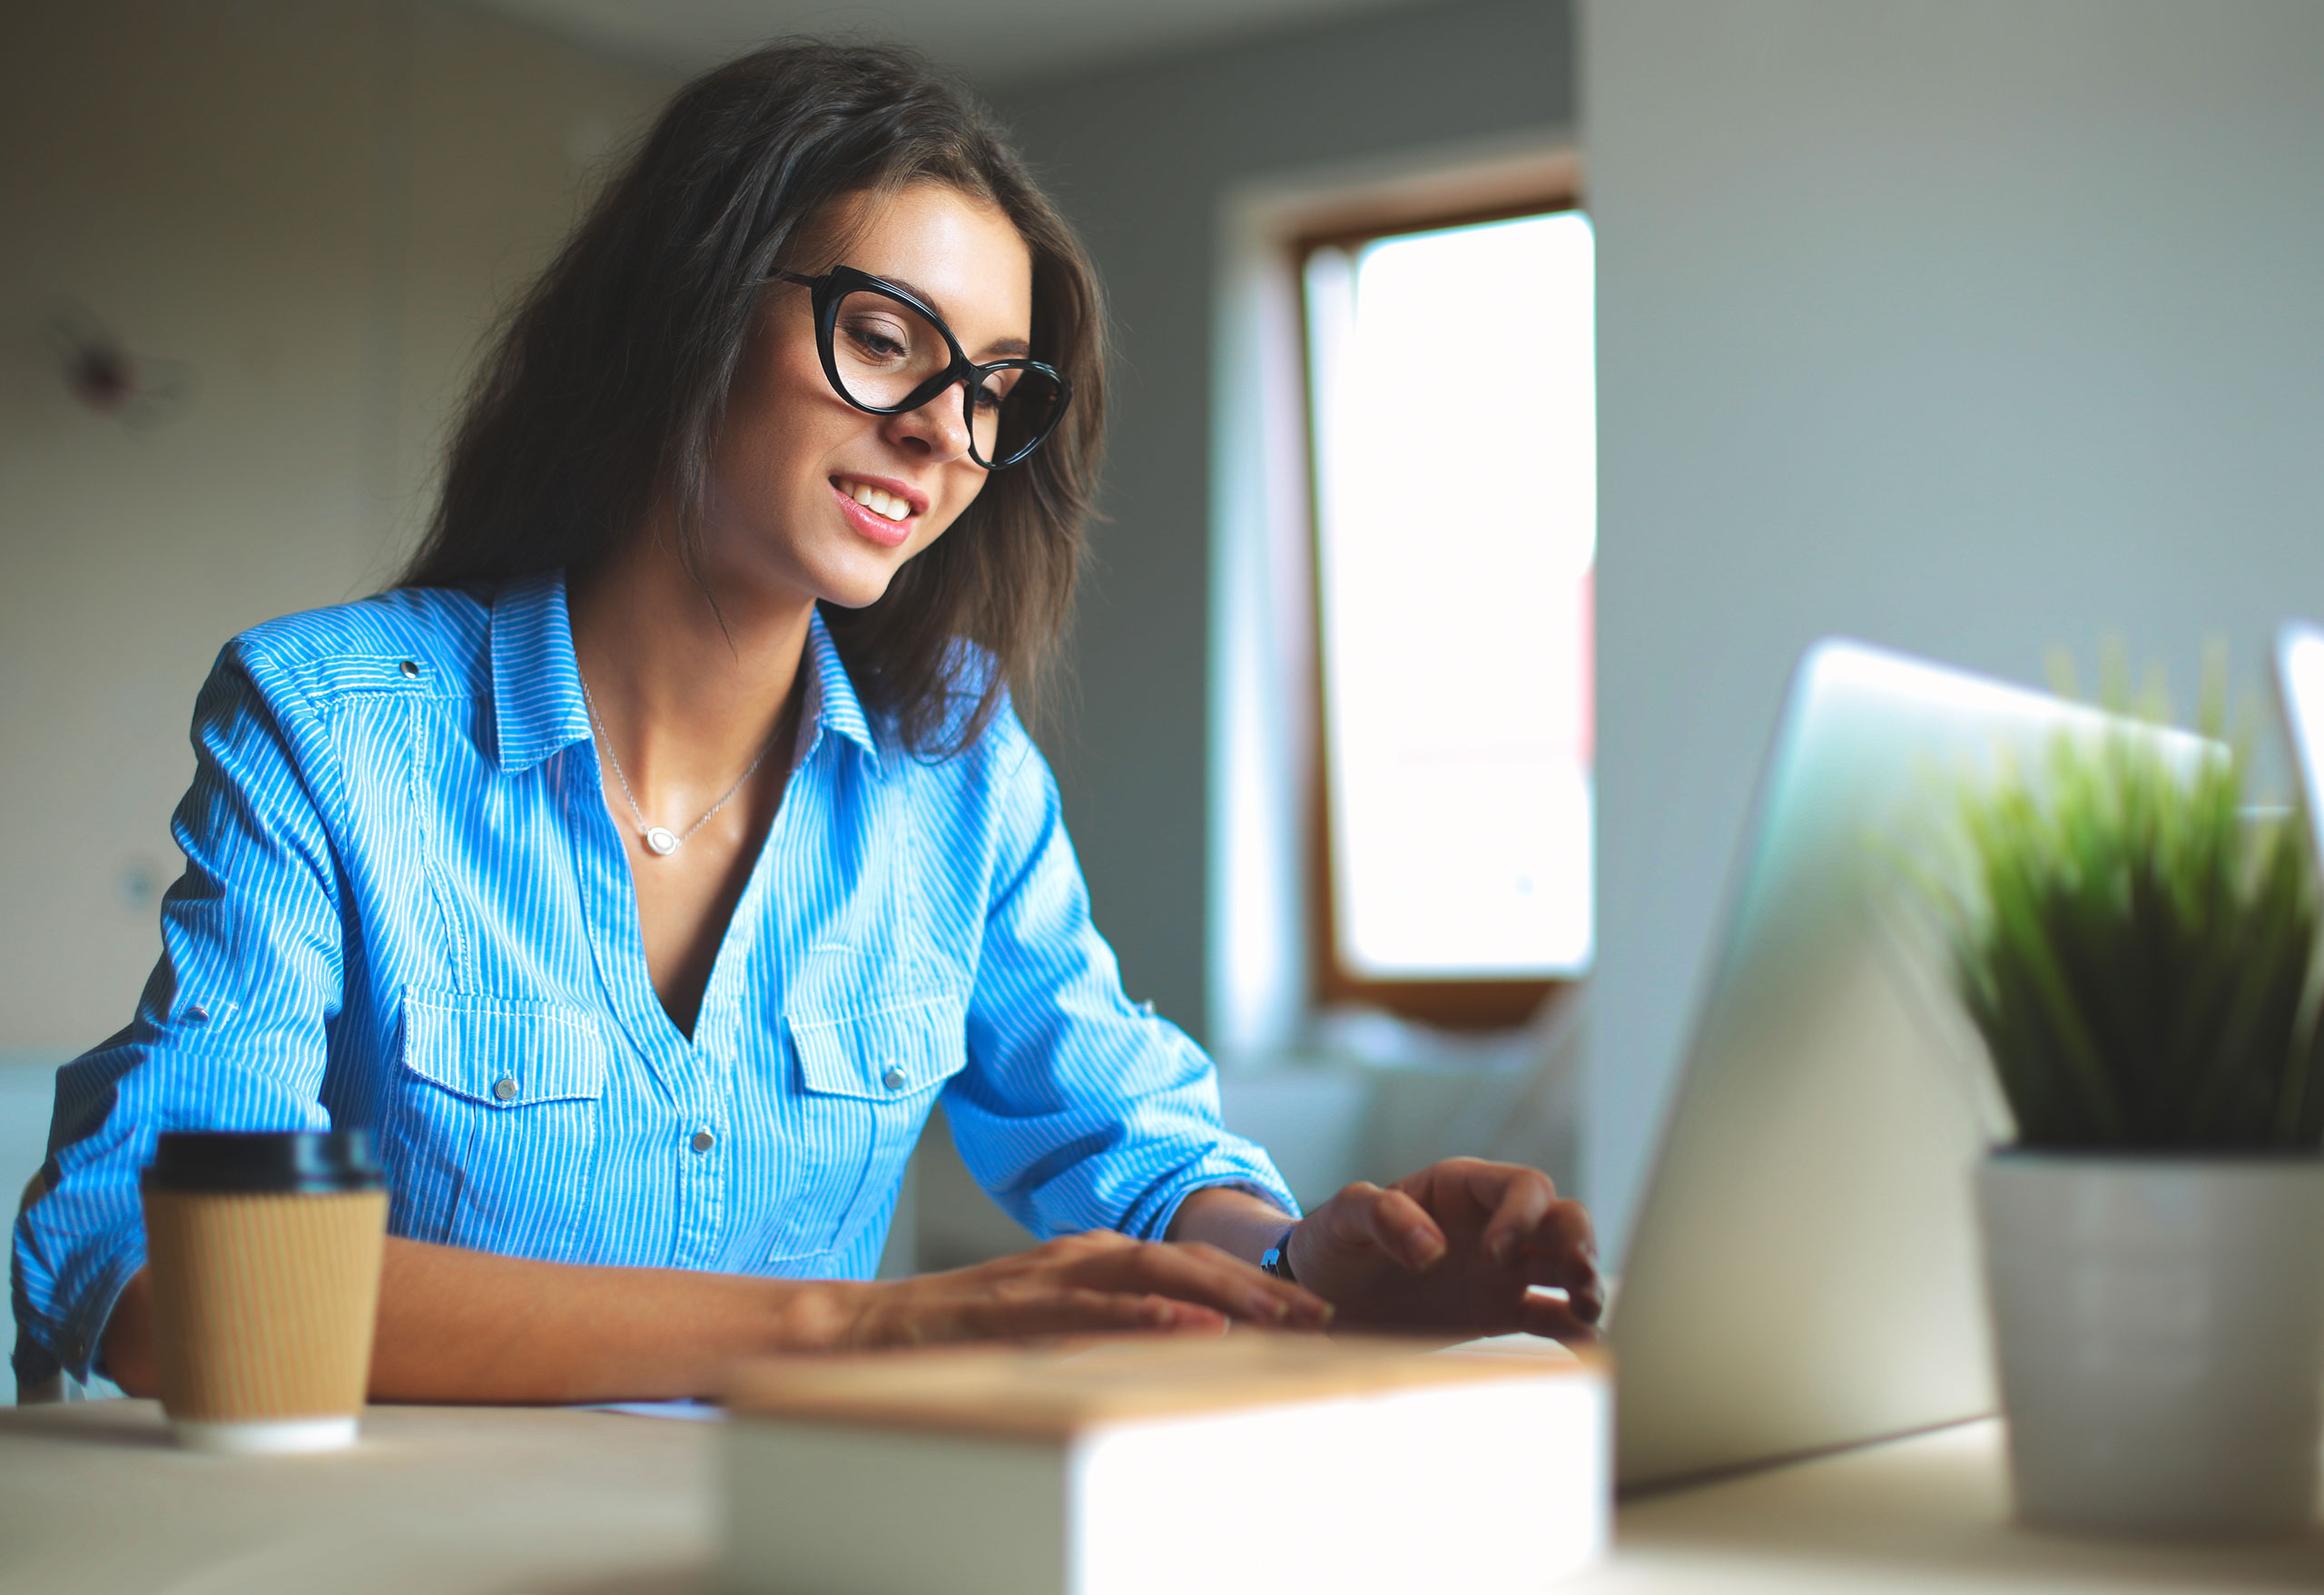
[1296,182,1588,1032]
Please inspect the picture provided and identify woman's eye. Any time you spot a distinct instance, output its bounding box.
[974,370,1019,412]
[842,320,911,362]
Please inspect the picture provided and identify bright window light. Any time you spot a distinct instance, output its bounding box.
[1305,211,1594,979]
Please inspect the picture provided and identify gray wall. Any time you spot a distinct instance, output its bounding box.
[0,0,673,1059]
[0,0,674,1398]
[990,0,1576,1044]
[1587,0,2324,1256]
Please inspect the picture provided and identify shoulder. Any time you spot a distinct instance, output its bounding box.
[225,586,493,717]
[888,681,1059,873]
[881,641,1041,780]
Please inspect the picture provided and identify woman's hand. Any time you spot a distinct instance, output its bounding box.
[99,1232,1330,1405]
[842,1230,1333,1348]
[1288,1158,1601,1344]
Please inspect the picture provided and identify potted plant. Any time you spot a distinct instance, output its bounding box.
[1942,682,2324,1537]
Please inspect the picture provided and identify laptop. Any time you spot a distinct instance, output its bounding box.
[1608,639,2188,1492]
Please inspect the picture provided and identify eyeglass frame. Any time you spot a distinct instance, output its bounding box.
[767,265,1072,470]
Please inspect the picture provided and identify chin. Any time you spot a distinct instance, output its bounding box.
[807,552,913,613]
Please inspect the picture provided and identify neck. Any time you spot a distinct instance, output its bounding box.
[566,532,813,812]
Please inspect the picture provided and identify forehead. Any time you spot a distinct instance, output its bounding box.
[816,184,1033,340]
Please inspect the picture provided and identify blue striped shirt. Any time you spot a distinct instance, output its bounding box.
[12,571,1294,1384]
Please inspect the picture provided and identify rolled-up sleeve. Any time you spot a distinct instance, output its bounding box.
[940,712,1296,1243]
[11,645,342,1383]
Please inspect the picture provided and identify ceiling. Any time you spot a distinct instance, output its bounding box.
[464,0,1446,86]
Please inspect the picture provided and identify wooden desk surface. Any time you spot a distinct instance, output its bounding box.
[6,1403,2324,1593]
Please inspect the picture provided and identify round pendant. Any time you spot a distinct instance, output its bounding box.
[644,826,679,856]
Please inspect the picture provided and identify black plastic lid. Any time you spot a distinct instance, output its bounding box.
[143,1130,385,1194]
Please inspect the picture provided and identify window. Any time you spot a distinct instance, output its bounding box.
[1302,206,1594,1028]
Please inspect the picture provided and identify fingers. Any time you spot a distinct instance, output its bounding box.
[1502,1203,1599,1288]
[878,1231,1331,1348]
[1517,1285,1601,1347]
[977,1287,1228,1340]
[1477,1167,1560,1263]
[1341,1183,1446,1272]
[1435,1163,1598,1298]
[1029,1231,1330,1329]
[1083,1240,1332,1329]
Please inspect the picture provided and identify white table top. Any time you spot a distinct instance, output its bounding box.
[0,1401,710,1595]
[5,1403,2322,1592]
[1583,1420,2324,1592]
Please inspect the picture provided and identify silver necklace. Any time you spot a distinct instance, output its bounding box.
[577,670,785,858]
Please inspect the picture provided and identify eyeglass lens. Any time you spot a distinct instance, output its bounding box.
[831,288,1062,467]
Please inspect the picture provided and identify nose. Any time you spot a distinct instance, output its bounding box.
[881,380,978,466]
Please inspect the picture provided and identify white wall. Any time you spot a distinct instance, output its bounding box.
[0,0,673,1062]
[1586,0,2324,1255]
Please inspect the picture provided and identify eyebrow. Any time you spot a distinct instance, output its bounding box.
[886,275,1033,360]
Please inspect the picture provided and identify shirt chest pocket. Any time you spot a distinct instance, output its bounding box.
[792,994,968,1101]
[766,993,966,1264]
[388,989,610,1258]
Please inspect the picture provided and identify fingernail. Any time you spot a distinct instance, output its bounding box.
[1247,1291,1290,1322]
[1486,1231,1513,1264]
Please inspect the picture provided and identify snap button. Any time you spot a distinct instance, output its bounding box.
[881,1065,908,1090]
[491,1077,519,1101]
[690,1128,714,1153]
[399,659,419,678]
[184,1005,209,1024]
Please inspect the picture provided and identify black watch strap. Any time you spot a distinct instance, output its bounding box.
[1259,1225,1298,1284]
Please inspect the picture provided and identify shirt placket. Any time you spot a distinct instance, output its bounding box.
[557,743,704,1265]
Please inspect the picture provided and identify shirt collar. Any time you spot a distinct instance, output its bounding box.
[803,606,882,772]
[487,570,883,776]
[488,569,592,773]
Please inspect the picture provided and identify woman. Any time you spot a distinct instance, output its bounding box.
[14,42,1600,1403]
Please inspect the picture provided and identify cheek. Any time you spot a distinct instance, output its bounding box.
[718,403,847,513]
[726,331,849,473]
[918,467,991,548]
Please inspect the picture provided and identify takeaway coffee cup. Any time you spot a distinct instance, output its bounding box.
[141,1129,389,1454]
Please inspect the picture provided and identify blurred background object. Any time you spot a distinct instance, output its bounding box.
[1587,0,2324,1255]
[49,300,197,429]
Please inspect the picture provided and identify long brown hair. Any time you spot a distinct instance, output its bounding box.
[399,40,1105,754]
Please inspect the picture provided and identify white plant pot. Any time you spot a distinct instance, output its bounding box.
[1977,1153,2324,1537]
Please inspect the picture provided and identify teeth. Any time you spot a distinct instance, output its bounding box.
[846,481,911,522]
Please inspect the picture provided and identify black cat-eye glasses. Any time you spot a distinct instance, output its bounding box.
[770,266,1070,470]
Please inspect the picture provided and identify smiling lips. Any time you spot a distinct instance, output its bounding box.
[831,476,922,548]
[842,479,912,522]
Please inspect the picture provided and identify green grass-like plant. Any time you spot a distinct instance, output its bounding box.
[1944,671,2324,1151]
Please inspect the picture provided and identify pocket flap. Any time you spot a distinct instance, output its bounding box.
[400,989,609,1107]
[790,995,967,1100]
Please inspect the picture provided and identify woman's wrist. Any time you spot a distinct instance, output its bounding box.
[759,1275,878,1355]
[1259,1223,1301,1284]
[1166,1186,1305,1268]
